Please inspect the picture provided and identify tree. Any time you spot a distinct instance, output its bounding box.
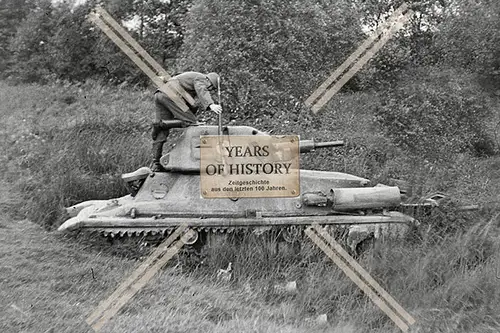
[349,0,450,89]
[110,0,192,73]
[0,0,34,75]
[175,0,364,123]
[433,0,500,75]
[6,0,192,84]
[8,0,56,82]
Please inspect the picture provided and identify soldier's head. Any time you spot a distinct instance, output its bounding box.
[206,72,220,91]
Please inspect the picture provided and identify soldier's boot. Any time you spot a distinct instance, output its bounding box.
[150,141,166,172]
[150,122,170,172]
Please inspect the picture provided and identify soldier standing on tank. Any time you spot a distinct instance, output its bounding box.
[151,71,222,172]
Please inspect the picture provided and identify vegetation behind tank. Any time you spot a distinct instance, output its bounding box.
[1,0,500,331]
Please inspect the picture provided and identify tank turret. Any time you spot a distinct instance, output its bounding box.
[159,123,347,172]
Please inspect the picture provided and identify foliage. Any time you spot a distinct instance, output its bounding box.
[7,0,56,83]
[0,80,155,228]
[351,0,448,88]
[120,0,193,69]
[434,0,500,75]
[1,9,500,331]
[175,0,364,121]
[1,1,500,331]
[0,0,34,74]
[3,213,500,332]
[5,0,192,84]
[2,0,499,228]
[375,67,496,163]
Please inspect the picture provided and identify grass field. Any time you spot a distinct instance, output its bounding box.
[2,80,500,332]
[0,216,363,333]
[2,200,500,333]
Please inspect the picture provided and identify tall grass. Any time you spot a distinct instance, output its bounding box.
[2,79,498,228]
[0,80,155,228]
[180,216,500,331]
[2,80,500,331]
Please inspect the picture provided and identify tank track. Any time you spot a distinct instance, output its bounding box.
[99,226,243,239]
[95,198,461,245]
[95,222,355,252]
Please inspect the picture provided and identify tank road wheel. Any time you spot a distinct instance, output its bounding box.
[176,229,206,269]
[354,233,376,257]
[183,229,199,245]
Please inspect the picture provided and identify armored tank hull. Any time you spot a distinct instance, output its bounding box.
[58,125,416,247]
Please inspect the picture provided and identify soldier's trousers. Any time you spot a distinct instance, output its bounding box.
[153,91,197,143]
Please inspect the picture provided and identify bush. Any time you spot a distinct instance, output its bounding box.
[375,67,496,163]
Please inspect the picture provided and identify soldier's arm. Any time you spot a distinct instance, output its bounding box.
[193,78,216,110]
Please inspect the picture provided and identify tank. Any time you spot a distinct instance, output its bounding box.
[58,122,417,248]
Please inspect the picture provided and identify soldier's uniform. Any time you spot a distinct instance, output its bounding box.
[151,71,219,171]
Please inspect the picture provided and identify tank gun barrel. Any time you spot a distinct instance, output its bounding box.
[300,139,344,153]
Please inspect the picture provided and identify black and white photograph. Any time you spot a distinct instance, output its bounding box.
[1,0,500,332]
